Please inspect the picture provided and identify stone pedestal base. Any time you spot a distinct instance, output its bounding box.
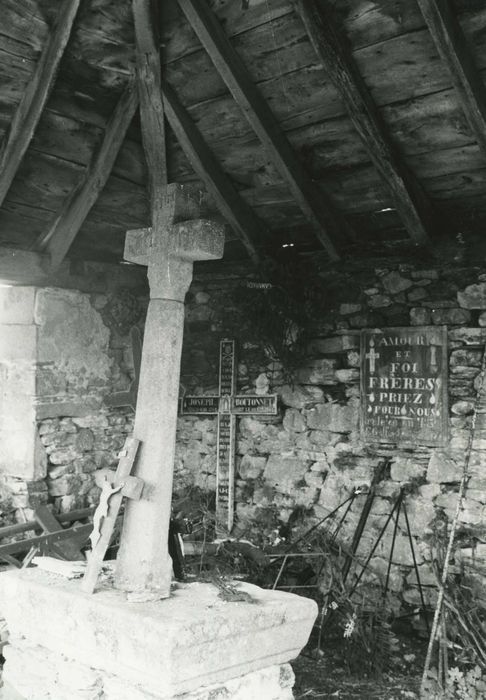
[0,569,317,700]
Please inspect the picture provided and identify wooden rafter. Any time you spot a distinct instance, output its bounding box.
[0,0,80,209]
[132,0,168,233]
[417,0,486,159]
[162,81,262,265]
[176,0,344,262]
[36,82,139,270]
[296,0,435,248]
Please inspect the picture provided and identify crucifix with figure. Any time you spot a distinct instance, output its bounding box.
[181,339,278,536]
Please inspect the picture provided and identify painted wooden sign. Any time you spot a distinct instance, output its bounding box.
[180,339,278,536]
[360,326,448,447]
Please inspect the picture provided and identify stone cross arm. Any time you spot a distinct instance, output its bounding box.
[124,219,225,301]
[124,219,225,267]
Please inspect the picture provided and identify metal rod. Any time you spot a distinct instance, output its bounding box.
[383,490,403,600]
[272,554,289,590]
[342,459,389,583]
[290,494,357,549]
[347,496,402,599]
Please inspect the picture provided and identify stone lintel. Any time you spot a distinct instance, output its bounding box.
[0,569,317,698]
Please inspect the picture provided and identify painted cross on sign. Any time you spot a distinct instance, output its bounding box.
[180,339,278,536]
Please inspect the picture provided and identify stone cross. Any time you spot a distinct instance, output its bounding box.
[115,184,225,599]
[366,338,380,374]
[181,339,278,536]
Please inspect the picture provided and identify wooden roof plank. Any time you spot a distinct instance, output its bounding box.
[417,0,486,159]
[0,0,80,209]
[296,0,436,248]
[176,0,344,261]
[36,82,139,270]
[162,81,262,265]
[133,0,168,233]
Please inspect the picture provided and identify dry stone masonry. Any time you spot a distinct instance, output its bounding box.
[0,278,145,523]
[175,262,486,612]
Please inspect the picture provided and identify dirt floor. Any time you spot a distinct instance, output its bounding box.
[291,630,425,699]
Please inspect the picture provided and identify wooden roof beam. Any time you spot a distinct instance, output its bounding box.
[296,0,435,249]
[35,82,139,270]
[132,0,168,233]
[0,0,80,209]
[417,0,486,159]
[162,81,262,265]
[176,0,345,262]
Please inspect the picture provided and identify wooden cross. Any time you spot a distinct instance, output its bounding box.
[81,436,142,594]
[180,339,278,536]
[366,338,380,374]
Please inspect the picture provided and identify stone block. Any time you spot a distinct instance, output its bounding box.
[382,271,413,294]
[448,327,486,345]
[306,334,359,354]
[0,325,37,361]
[278,384,324,409]
[35,288,112,391]
[402,496,436,535]
[389,457,425,481]
[410,307,431,326]
[296,358,337,385]
[431,307,471,325]
[411,269,439,280]
[339,303,362,315]
[458,282,486,309]
[238,454,267,479]
[264,455,309,492]
[427,451,462,483]
[0,286,36,325]
[306,402,358,433]
[368,294,392,308]
[0,571,317,699]
[375,532,423,566]
[407,287,427,302]
[451,400,475,415]
[334,368,359,383]
[450,348,483,368]
[282,408,307,433]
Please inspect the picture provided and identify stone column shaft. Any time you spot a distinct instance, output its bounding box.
[115,300,184,594]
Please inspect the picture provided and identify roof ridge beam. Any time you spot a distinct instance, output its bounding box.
[133,0,168,233]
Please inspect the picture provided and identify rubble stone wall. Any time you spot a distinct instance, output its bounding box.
[175,262,486,609]
[0,283,143,524]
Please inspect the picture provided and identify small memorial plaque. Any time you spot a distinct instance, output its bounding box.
[360,326,448,447]
[181,396,219,414]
